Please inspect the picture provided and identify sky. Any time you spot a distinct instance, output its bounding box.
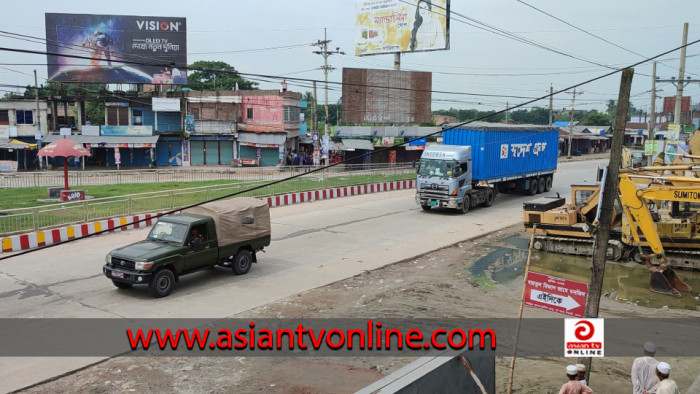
[2,0,700,117]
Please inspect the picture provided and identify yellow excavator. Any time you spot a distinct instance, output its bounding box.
[524,172,695,296]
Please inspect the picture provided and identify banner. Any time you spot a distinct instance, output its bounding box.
[45,13,187,84]
[355,0,449,56]
[101,125,153,136]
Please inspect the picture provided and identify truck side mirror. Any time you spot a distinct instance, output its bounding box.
[412,160,417,168]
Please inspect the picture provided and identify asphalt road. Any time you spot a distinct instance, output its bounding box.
[0,159,607,392]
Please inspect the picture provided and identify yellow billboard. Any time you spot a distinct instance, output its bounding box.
[355,0,449,56]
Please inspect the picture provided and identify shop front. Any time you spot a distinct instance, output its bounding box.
[43,135,159,168]
[237,132,286,167]
[189,135,235,166]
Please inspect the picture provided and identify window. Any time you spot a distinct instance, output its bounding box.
[16,110,33,125]
[0,110,8,125]
[283,106,300,121]
[246,108,254,119]
[132,109,143,125]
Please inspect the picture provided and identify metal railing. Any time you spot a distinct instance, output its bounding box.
[0,164,415,236]
[0,163,414,188]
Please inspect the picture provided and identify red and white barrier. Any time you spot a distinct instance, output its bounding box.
[1,180,415,254]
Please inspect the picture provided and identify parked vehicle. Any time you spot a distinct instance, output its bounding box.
[415,123,559,213]
[103,198,271,297]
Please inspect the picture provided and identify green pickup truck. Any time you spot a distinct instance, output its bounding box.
[102,198,271,297]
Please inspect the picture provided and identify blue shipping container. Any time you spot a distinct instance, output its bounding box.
[442,123,559,182]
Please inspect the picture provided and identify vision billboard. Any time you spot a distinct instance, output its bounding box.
[355,0,449,56]
[45,13,187,84]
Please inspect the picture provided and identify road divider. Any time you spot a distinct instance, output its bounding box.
[1,180,416,254]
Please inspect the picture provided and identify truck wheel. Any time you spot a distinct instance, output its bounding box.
[537,177,545,194]
[112,280,132,289]
[544,176,553,192]
[421,204,431,211]
[482,188,495,207]
[149,269,175,298]
[233,249,253,275]
[528,179,538,195]
[460,195,470,214]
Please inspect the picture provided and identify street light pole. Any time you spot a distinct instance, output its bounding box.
[566,89,584,158]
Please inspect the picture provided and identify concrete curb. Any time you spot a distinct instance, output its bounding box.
[1,180,416,254]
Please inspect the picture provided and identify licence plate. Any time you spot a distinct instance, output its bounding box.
[429,201,437,206]
[111,271,124,279]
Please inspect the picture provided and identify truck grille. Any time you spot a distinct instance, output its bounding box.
[111,257,135,270]
[420,183,450,199]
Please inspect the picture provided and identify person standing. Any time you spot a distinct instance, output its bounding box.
[559,365,593,394]
[654,362,680,394]
[632,341,659,394]
[575,364,587,386]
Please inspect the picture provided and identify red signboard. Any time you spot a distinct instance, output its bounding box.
[663,96,691,113]
[60,190,85,201]
[524,272,587,317]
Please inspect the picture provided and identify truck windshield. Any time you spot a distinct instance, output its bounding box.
[147,221,189,244]
[417,159,457,178]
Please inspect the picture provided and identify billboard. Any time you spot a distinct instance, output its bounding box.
[663,96,691,113]
[342,68,432,124]
[45,13,187,84]
[355,0,449,56]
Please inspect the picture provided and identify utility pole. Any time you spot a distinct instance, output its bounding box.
[566,89,584,158]
[312,81,318,136]
[675,23,688,124]
[505,102,509,123]
[549,84,553,126]
[313,28,344,138]
[34,69,42,170]
[578,68,634,384]
[648,62,657,166]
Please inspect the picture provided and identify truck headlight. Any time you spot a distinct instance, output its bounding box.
[135,261,155,271]
[105,253,112,265]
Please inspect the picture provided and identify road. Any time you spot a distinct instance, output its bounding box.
[0,159,606,392]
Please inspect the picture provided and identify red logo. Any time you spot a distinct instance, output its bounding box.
[574,320,594,340]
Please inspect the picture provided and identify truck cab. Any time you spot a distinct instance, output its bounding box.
[416,145,493,213]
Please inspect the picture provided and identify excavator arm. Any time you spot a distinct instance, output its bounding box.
[618,174,695,296]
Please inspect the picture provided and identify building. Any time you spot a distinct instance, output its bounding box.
[0,100,49,170]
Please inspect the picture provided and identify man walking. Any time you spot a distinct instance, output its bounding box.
[632,341,659,394]
[559,365,593,394]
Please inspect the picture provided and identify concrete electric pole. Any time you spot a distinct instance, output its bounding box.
[34,69,42,170]
[566,89,584,158]
[549,85,553,126]
[648,62,657,166]
[656,24,700,125]
[313,28,344,138]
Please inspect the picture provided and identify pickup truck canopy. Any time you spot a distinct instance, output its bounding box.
[185,198,271,246]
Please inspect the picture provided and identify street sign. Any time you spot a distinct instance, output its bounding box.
[524,272,587,317]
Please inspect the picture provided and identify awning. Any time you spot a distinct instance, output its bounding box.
[43,135,160,146]
[237,132,286,146]
[341,138,374,151]
[0,139,37,150]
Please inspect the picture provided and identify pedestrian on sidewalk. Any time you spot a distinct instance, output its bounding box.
[632,341,659,394]
[559,365,593,394]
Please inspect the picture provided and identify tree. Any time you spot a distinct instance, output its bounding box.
[186,61,258,91]
[582,111,611,126]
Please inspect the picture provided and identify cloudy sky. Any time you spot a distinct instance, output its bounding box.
[1,0,700,116]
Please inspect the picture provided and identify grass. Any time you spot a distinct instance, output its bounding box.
[0,172,414,235]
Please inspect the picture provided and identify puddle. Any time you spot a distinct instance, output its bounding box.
[469,234,700,311]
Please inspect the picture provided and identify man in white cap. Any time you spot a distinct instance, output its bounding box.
[559,364,593,394]
[575,363,587,386]
[654,362,680,394]
[632,341,659,394]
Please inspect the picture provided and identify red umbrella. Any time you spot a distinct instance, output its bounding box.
[38,136,92,190]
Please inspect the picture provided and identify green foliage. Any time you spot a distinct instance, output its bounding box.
[434,107,550,124]
[582,111,611,126]
[186,61,258,91]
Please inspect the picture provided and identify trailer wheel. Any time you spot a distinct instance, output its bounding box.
[149,269,175,298]
[528,179,538,195]
[421,204,431,211]
[460,195,470,214]
[537,177,546,194]
[482,188,495,207]
[544,175,553,192]
[233,249,253,275]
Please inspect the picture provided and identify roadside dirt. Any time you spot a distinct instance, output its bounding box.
[21,225,700,393]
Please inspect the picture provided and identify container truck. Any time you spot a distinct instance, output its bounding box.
[415,122,559,213]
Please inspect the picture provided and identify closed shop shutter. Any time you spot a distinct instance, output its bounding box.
[156,140,182,166]
[190,140,205,165]
[219,140,234,166]
[205,140,219,165]
[259,148,280,166]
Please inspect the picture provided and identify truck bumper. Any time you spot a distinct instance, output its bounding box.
[415,194,459,209]
[103,265,152,285]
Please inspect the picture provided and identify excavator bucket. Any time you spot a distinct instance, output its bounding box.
[661,269,693,292]
[649,272,682,297]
